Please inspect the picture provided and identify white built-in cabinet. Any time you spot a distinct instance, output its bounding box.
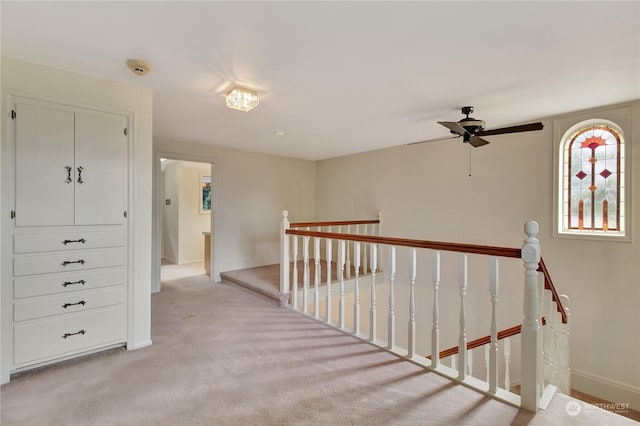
[8,97,129,374]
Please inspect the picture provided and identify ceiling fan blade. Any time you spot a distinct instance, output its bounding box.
[477,122,544,137]
[438,121,470,136]
[407,136,460,146]
[469,136,490,148]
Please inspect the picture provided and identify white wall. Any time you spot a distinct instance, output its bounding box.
[315,101,640,409]
[154,138,316,282]
[161,163,179,263]
[161,160,211,264]
[177,161,211,264]
[0,57,154,382]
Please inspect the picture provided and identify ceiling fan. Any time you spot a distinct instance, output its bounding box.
[410,106,544,147]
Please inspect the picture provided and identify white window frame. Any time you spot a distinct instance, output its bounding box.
[553,105,632,242]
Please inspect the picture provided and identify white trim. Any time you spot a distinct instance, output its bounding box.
[152,151,219,293]
[127,339,153,351]
[572,368,640,411]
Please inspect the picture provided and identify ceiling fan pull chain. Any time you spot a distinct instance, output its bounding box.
[468,145,472,177]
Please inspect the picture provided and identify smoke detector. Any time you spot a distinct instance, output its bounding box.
[127,59,151,76]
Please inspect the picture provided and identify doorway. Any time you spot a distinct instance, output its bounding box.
[152,153,216,293]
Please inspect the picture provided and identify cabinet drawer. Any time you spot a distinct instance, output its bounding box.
[14,248,124,276]
[14,268,125,299]
[14,230,124,254]
[14,286,125,322]
[14,305,125,366]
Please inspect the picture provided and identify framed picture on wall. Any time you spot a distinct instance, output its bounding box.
[199,173,211,214]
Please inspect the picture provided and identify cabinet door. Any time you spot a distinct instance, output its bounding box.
[74,112,127,225]
[15,102,75,227]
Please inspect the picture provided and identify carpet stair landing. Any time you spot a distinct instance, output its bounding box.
[220,264,289,307]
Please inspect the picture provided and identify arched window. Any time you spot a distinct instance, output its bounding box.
[559,120,625,236]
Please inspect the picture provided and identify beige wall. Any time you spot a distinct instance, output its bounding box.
[315,101,640,408]
[154,138,316,282]
[0,56,154,381]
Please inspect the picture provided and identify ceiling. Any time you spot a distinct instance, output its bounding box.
[2,1,639,161]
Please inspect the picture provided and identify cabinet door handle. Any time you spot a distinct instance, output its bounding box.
[62,238,86,245]
[62,330,86,339]
[61,259,85,266]
[77,166,84,184]
[62,300,86,309]
[62,279,86,287]
[65,166,72,184]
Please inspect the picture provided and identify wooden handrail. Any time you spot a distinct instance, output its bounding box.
[286,229,522,258]
[428,318,547,360]
[538,258,568,324]
[289,219,380,228]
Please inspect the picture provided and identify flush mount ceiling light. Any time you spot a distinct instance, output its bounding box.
[225,86,259,112]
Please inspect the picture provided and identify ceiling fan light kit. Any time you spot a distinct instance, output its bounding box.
[434,106,544,148]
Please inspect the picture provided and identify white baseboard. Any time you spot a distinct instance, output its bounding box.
[572,368,640,411]
[127,339,153,351]
[178,259,204,265]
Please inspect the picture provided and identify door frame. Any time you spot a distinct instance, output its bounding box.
[152,151,217,292]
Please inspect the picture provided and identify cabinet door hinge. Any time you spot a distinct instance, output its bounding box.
[10,210,16,219]
[11,110,16,119]
[124,128,128,136]
[124,211,128,218]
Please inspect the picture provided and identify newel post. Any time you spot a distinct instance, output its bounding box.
[280,210,290,296]
[521,221,542,411]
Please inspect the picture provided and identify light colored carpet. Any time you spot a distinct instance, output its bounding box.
[1,275,635,425]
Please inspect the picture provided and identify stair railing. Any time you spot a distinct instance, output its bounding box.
[280,211,569,412]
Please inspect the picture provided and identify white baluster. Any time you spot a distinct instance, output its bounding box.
[467,349,473,376]
[377,210,383,273]
[556,295,571,394]
[326,236,332,323]
[353,242,361,335]
[345,225,352,279]
[431,251,441,367]
[408,248,417,358]
[369,243,377,342]
[362,224,368,274]
[339,240,346,329]
[280,210,290,295]
[451,354,457,370]
[387,246,396,350]
[292,235,298,310]
[458,254,468,380]
[537,273,545,399]
[543,288,555,386]
[521,221,542,411]
[314,230,320,319]
[484,345,490,382]
[489,256,499,394]
[504,337,512,392]
[303,232,309,314]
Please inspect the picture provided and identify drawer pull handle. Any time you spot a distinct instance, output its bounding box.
[62,279,86,287]
[62,330,86,339]
[62,300,86,309]
[77,166,84,184]
[61,259,85,266]
[65,166,73,184]
[62,238,86,245]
